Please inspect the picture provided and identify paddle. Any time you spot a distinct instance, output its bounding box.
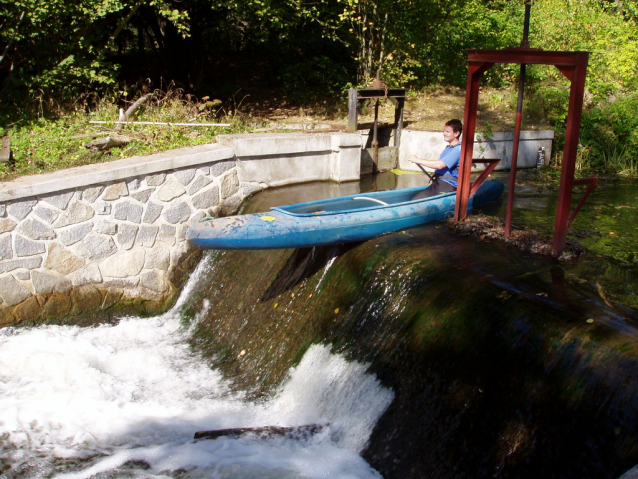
[415,163,435,182]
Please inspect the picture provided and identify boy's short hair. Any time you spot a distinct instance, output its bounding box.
[445,119,463,135]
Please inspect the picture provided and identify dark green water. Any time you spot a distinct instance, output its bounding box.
[180,172,638,478]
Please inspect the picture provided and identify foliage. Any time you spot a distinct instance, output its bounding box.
[2,0,638,109]
[324,0,520,87]
[578,91,638,174]
[527,0,638,98]
[0,0,191,112]
[2,0,638,178]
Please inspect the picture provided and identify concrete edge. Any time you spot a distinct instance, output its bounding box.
[0,143,235,202]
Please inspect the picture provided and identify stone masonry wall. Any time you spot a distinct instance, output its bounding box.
[0,156,264,326]
[0,133,364,327]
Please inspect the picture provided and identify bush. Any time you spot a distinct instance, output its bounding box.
[579,92,638,174]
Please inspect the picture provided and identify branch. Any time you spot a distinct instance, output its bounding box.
[0,11,25,66]
[125,92,154,118]
[91,120,231,127]
[377,9,389,71]
[105,0,143,49]
[115,93,154,131]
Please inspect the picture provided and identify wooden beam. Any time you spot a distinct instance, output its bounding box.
[88,121,230,127]
[0,136,11,162]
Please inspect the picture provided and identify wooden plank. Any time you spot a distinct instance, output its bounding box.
[361,146,398,175]
[347,89,359,132]
[355,88,406,99]
[357,121,392,131]
[1,136,11,162]
[88,121,231,127]
[394,98,405,147]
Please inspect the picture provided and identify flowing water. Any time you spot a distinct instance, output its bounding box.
[0,258,393,478]
[1,172,638,479]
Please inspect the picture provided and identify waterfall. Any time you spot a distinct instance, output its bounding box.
[0,253,393,479]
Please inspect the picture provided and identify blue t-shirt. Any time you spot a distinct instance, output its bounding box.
[435,142,461,187]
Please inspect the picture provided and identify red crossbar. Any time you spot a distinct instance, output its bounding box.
[567,177,599,228]
[470,159,501,197]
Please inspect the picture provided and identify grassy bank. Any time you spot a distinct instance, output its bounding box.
[1,86,637,183]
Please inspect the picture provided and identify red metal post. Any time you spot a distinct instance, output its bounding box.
[505,109,523,237]
[455,62,493,221]
[552,52,589,256]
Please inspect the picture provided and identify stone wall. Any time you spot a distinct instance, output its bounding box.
[0,134,364,326]
[0,148,236,325]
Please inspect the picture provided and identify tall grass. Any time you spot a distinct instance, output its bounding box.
[602,143,637,176]
[0,85,251,182]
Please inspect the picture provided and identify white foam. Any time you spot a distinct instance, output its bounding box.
[0,266,392,479]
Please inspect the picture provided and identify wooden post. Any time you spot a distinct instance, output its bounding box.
[1,136,11,163]
[394,97,404,147]
[347,89,359,133]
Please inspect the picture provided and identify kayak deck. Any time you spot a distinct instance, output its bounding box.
[186,181,505,250]
[273,187,443,216]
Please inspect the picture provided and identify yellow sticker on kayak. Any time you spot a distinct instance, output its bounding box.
[260,216,276,221]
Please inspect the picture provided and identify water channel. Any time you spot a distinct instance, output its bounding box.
[1,171,638,478]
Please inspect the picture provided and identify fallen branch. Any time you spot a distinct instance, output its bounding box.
[124,93,154,118]
[116,93,155,131]
[85,135,132,152]
[596,282,615,309]
[194,424,325,441]
[69,132,105,140]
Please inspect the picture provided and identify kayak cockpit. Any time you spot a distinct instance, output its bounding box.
[271,186,451,217]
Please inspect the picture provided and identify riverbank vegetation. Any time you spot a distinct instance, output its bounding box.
[1,0,637,181]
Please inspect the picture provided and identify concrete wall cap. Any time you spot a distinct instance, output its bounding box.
[0,143,234,202]
[218,132,359,157]
[233,137,332,157]
[331,134,363,149]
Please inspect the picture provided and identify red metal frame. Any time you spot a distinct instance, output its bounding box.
[470,159,500,197]
[454,47,594,257]
[568,177,599,228]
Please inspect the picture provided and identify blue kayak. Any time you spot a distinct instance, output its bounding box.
[186,180,504,250]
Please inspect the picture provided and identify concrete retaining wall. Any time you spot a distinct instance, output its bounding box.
[0,133,363,326]
[217,132,362,185]
[398,130,554,172]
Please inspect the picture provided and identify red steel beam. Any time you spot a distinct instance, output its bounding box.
[568,177,599,228]
[467,48,587,66]
[552,52,589,256]
[455,62,493,221]
[469,159,500,197]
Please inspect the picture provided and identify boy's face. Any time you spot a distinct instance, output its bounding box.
[443,125,460,144]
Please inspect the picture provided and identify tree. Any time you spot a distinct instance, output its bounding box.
[528,0,638,97]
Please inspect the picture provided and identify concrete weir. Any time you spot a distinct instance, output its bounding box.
[0,129,552,325]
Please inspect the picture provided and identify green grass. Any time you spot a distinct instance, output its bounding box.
[0,89,251,182]
[602,143,638,176]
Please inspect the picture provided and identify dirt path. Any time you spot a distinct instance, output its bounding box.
[243,87,552,133]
